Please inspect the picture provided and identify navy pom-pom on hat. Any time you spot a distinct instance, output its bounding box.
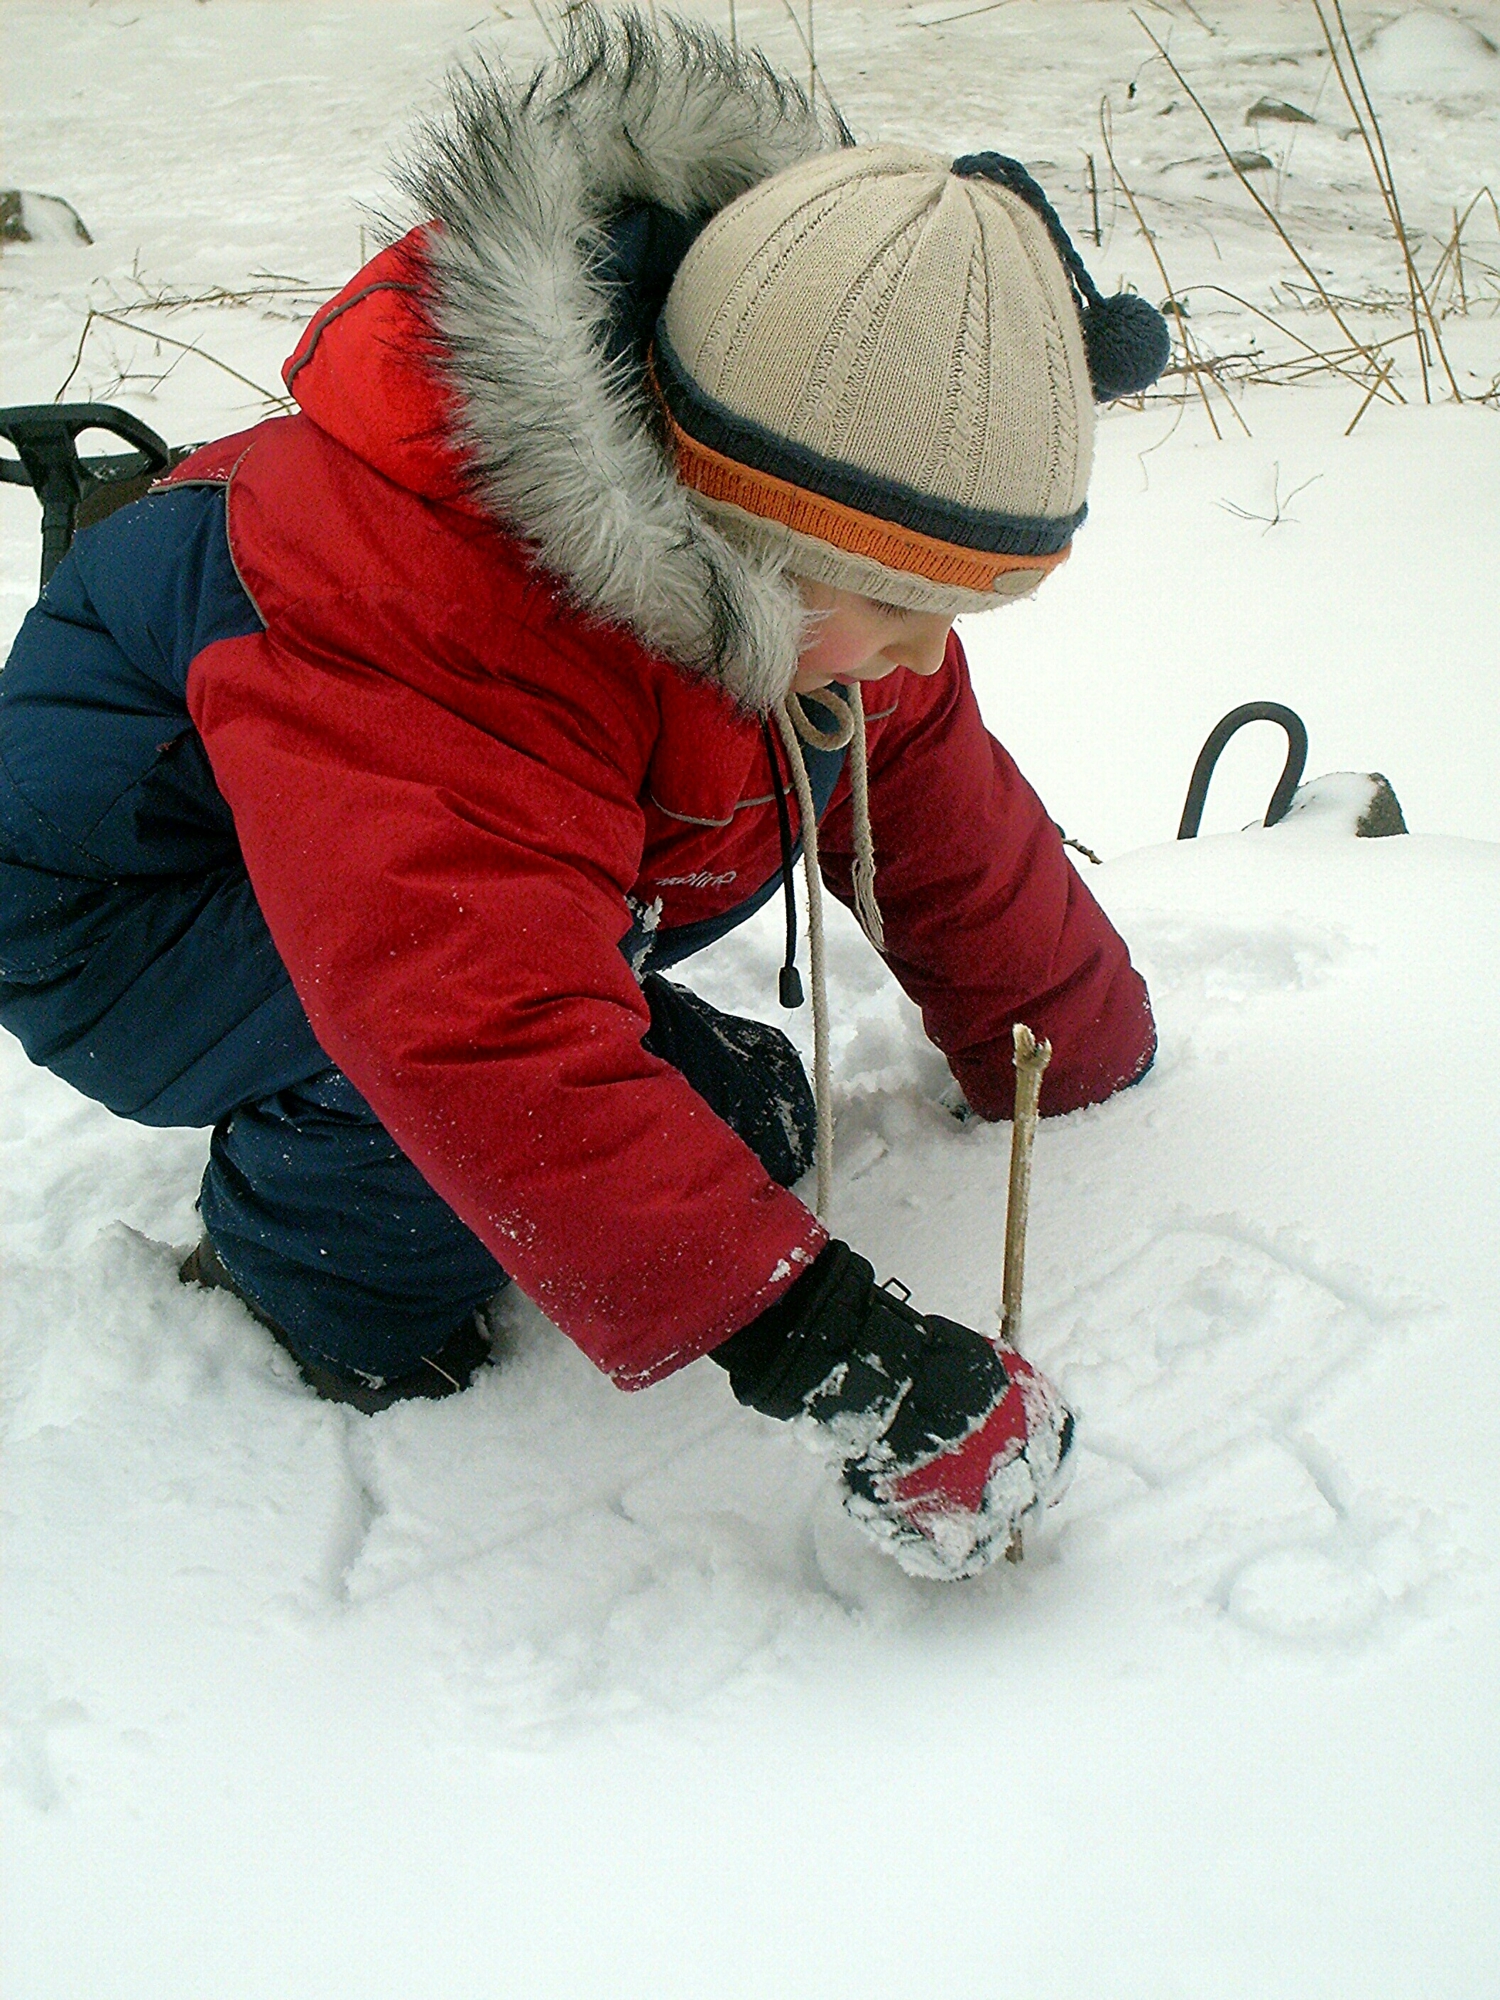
[1079,289,1173,401]
[952,152,1172,401]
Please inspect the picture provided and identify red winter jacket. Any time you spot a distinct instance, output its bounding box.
[175,77,1153,1390]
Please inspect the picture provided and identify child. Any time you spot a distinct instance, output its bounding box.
[0,7,1166,1580]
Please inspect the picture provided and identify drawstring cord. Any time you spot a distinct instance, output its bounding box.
[782,685,884,949]
[761,718,804,1009]
[771,683,885,1218]
[844,693,884,952]
[773,698,833,1216]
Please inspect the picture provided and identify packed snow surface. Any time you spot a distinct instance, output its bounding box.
[3,5,1498,1996]
[1361,7,1500,89]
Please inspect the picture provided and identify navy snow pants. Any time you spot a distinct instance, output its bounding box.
[198,975,816,1380]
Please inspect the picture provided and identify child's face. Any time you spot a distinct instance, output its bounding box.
[791,581,954,695]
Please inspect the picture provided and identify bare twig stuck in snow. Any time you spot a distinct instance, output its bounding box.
[999,1022,1050,1564]
[1001,1023,1051,1349]
[1085,150,1102,247]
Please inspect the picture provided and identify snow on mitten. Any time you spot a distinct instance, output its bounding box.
[713,1242,1074,1581]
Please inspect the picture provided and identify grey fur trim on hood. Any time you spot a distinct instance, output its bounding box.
[393,5,850,712]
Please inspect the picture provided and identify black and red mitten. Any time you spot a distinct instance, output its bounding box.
[714,1241,1074,1580]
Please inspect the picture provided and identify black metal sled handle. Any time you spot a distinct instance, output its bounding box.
[0,403,174,589]
[1177,702,1309,839]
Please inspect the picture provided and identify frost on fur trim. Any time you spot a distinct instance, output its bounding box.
[391,4,850,712]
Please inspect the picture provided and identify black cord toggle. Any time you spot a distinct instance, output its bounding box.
[763,718,805,1009]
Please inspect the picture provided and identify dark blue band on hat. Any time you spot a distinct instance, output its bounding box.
[652,319,1085,559]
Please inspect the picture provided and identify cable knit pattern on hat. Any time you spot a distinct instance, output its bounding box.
[658,142,1095,611]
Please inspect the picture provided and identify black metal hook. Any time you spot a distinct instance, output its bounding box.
[1178,702,1309,839]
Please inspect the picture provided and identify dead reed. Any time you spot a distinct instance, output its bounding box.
[1123,3,1490,430]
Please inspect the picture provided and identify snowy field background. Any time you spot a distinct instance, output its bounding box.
[3,4,1498,1995]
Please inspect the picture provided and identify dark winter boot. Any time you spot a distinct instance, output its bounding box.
[179,1237,493,1413]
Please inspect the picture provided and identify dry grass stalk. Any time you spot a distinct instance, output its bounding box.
[779,0,844,127]
[1183,283,1408,404]
[1447,210,1467,316]
[1100,100,1249,439]
[1216,461,1322,530]
[1344,354,1399,436]
[1311,0,1462,403]
[93,259,332,325]
[917,2,1021,26]
[54,308,293,411]
[1427,189,1499,318]
[1131,9,1392,392]
[1275,279,1410,316]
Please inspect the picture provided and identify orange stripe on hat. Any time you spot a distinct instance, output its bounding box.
[660,407,1071,594]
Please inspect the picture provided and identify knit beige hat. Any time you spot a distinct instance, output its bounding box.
[655,143,1097,615]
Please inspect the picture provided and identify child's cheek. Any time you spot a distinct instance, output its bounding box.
[800,617,882,681]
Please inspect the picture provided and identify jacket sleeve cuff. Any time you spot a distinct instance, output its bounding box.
[711,1239,873,1418]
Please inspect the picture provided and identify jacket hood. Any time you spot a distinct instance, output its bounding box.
[362,5,849,711]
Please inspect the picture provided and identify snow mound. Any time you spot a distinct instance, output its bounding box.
[0,189,92,246]
[1360,10,1499,93]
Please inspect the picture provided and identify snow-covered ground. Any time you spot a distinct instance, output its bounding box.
[4,5,1498,1996]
